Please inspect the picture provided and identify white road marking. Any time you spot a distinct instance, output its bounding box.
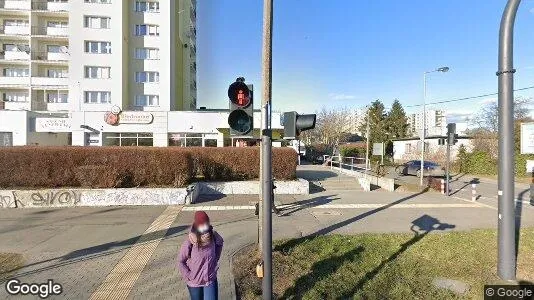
[184,203,483,211]
[89,206,182,300]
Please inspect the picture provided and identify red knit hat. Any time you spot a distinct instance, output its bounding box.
[193,211,210,227]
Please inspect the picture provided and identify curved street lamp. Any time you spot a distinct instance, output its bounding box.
[420,66,450,186]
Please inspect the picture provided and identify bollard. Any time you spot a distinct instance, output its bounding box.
[471,183,477,201]
[441,179,445,195]
[351,158,354,171]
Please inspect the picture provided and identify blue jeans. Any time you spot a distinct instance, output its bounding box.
[187,279,218,300]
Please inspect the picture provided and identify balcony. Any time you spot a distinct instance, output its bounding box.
[31,0,68,12]
[31,76,67,87]
[0,76,30,86]
[0,24,30,35]
[0,51,30,60]
[1,100,30,110]
[31,25,68,36]
[0,0,31,10]
[32,51,68,61]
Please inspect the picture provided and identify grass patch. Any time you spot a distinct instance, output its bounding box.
[0,253,24,281]
[233,229,534,299]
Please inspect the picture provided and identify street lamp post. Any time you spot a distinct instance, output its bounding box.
[420,66,449,186]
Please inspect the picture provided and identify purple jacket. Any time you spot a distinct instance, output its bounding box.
[177,230,224,287]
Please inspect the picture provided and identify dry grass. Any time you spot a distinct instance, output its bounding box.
[0,253,24,281]
[233,229,534,299]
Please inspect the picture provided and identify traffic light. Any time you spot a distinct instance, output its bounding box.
[283,111,316,139]
[228,77,254,137]
[447,123,457,145]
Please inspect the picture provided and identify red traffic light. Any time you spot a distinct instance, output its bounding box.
[228,81,251,108]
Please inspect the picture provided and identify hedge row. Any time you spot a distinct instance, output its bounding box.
[0,146,297,188]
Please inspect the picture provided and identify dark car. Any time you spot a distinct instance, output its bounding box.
[397,160,445,177]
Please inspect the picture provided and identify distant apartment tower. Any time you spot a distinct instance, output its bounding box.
[0,0,197,112]
[407,109,446,137]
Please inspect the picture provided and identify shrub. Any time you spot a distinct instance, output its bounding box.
[0,147,193,188]
[340,143,366,158]
[0,146,297,188]
[465,151,497,175]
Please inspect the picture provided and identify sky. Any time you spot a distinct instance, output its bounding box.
[196,0,534,123]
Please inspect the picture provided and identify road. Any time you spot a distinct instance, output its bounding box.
[0,165,533,299]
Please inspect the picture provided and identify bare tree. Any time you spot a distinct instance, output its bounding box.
[301,107,349,148]
[472,96,532,133]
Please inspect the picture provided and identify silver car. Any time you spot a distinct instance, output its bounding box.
[398,160,445,177]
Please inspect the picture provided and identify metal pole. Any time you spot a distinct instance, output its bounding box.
[497,0,520,281]
[365,107,370,172]
[446,143,451,196]
[261,0,273,297]
[420,72,426,186]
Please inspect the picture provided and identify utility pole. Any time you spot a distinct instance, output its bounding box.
[497,0,521,281]
[261,0,273,298]
[420,73,427,186]
[365,107,370,172]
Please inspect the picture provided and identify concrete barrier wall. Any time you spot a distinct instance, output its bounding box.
[196,179,309,196]
[0,179,308,208]
[336,168,395,192]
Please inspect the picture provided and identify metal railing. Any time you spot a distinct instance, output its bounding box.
[0,0,31,10]
[326,155,367,172]
[31,1,69,11]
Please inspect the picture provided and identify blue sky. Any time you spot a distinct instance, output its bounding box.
[196,0,534,121]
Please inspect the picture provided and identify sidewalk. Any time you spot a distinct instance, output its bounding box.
[1,190,533,299]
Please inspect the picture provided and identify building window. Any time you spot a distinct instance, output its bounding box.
[405,143,412,154]
[3,92,28,102]
[47,45,65,53]
[47,92,68,103]
[3,68,29,77]
[84,16,110,29]
[85,0,112,3]
[3,19,29,27]
[103,133,153,147]
[135,71,159,83]
[169,133,202,147]
[134,95,159,107]
[85,66,111,79]
[47,21,68,28]
[85,41,111,54]
[0,132,13,147]
[135,24,159,36]
[84,91,111,104]
[135,1,159,13]
[134,48,159,60]
[47,68,68,78]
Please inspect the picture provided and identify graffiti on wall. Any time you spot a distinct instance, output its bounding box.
[30,191,81,207]
[0,191,24,208]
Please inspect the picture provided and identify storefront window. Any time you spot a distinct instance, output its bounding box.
[103,132,153,146]
[169,133,216,147]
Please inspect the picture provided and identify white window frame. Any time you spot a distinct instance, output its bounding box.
[135,71,159,83]
[84,16,111,29]
[84,41,111,54]
[47,91,68,103]
[3,92,29,102]
[135,24,159,36]
[47,68,68,78]
[135,1,160,13]
[134,48,159,60]
[134,95,159,107]
[84,66,111,79]
[84,91,111,104]
[3,68,29,77]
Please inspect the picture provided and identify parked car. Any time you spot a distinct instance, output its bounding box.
[396,160,445,177]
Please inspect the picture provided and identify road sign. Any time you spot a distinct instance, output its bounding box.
[372,143,383,156]
[520,122,534,154]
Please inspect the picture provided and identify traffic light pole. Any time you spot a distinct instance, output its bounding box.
[261,0,273,298]
[446,142,450,196]
[497,0,520,281]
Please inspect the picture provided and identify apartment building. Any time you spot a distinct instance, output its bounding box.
[406,109,447,137]
[0,0,203,147]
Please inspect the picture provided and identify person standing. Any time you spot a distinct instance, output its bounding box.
[178,211,224,300]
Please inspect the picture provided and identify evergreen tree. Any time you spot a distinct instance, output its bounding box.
[386,99,408,139]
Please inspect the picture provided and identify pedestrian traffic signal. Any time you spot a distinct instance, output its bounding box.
[228,77,254,136]
[447,123,457,145]
[283,111,316,139]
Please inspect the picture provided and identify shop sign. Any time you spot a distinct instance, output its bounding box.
[119,112,154,124]
[35,118,72,132]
